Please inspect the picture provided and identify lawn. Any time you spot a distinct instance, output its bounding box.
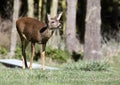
[0,59,120,85]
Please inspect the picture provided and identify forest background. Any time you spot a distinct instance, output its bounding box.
[0,0,120,64]
[0,0,120,84]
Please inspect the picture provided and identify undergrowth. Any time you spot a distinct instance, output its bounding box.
[0,46,8,55]
[46,47,70,63]
[14,46,70,63]
[63,61,110,71]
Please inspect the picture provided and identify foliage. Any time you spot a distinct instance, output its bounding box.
[64,61,110,71]
[15,46,30,59]
[46,47,70,63]
[14,46,70,63]
[0,0,120,61]
[15,46,21,59]
[0,46,8,55]
[80,61,109,71]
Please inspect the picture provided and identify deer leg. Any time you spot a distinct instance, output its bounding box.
[29,42,35,69]
[41,44,46,70]
[21,39,29,69]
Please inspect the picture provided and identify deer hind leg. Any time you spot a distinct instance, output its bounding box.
[21,39,29,69]
[29,42,35,69]
[41,44,46,70]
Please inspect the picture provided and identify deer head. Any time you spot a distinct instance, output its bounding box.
[47,12,63,29]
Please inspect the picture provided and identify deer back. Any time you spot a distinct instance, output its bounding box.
[16,17,49,43]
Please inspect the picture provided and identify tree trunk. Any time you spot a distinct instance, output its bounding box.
[61,0,67,34]
[27,0,34,17]
[38,0,42,20]
[9,0,20,56]
[41,0,47,22]
[47,0,64,49]
[66,0,81,54]
[50,0,58,17]
[84,0,102,61]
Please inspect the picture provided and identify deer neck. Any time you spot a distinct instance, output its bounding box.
[41,25,54,39]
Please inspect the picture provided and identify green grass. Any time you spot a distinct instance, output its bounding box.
[0,60,120,85]
[0,68,120,85]
[0,46,120,85]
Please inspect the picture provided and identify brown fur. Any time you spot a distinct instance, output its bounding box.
[16,17,52,44]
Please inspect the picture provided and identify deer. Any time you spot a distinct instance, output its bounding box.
[16,12,62,70]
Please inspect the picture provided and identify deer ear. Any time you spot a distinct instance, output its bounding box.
[57,12,63,20]
[47,14,51,21]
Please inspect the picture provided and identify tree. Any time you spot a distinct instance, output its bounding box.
[47,0,63,49]
[50,0,58,17]
[9,0,20,56]
[38,0,42,20]
[27,0,34,17]
[41,0,47,22]
[66,0,81,55]
[84,0,102,61]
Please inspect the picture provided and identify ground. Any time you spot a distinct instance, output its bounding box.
[0,57,120,85]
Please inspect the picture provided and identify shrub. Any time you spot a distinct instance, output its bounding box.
[0,46,8,55]
[15,46,30,59]
[15,46,70,63]
[80,61,109,71]
[46,47,70,63]
[64,61,110,71]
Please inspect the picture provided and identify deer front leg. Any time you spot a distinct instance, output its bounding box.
[21,40,29,69]
[29,42,35,69]
[41,44,46,70]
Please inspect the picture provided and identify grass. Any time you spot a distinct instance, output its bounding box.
[0,68,120,85]
[0,45,120,85]
[0,59,120,85]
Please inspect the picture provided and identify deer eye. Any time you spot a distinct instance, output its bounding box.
[51,21,55,23]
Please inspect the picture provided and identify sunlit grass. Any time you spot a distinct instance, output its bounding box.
[0,50,120,85]
[0,57,120,85]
